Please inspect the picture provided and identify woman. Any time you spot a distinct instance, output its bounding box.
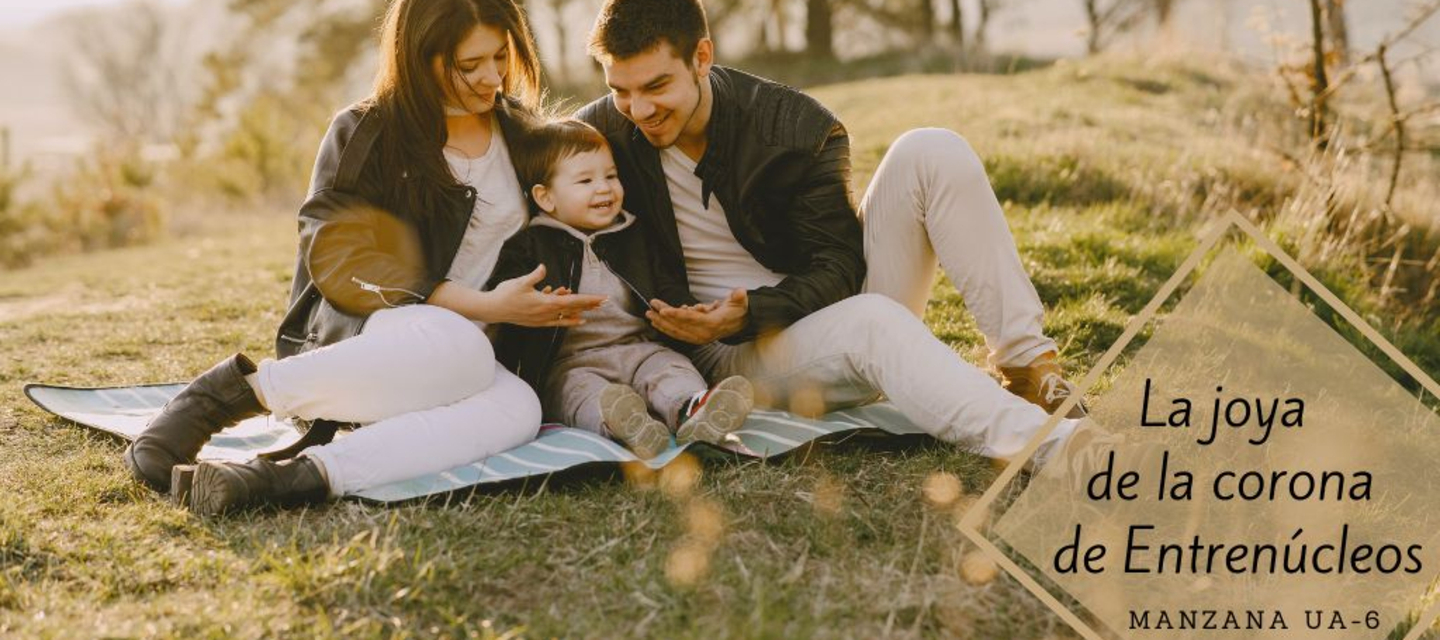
[122,0,600,515]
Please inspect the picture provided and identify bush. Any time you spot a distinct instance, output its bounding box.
[0,151,165,268]
[205,92,325,205]
[50,152,165,253]
[0,164,59,268]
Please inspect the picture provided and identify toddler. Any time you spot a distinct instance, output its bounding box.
[487,119,753,458]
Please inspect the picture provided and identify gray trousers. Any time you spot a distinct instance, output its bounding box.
[542,342,705,435]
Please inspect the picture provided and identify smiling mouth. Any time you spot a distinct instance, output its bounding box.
[590,199,616,210]
[638,114,667,132]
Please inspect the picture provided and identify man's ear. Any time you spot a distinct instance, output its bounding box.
[532,184,556,213]
[693,38,714,78]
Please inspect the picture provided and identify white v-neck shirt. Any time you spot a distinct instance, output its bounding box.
[660,146,783,303]
[443,124,527,292]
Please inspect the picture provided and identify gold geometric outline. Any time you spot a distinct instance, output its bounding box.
[955,209,1440,640]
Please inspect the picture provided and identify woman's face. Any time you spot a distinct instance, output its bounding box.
[434,23,509,115]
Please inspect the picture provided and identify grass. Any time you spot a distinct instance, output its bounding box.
[2,53,1439,638]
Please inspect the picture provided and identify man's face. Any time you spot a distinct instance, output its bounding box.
[602,40,710,149]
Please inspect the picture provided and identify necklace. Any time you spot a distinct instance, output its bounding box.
[447,151,474,182]
[444,113,498,181]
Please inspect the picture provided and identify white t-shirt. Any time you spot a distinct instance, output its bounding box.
[443,124,527,292]
[660,146,783,303]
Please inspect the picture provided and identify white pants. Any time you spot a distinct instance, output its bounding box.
[254,305,541,496]
[693,128,1074,461]
[861,128,1055,368]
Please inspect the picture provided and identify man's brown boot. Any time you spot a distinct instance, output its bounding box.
[122,354,266,492]
[187,457,328,516]
[999,351,1087,418]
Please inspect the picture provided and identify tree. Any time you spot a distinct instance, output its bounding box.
[842,0,936,44]
[1325,0,1350,65]
[1080,0,1147,54]
[806,0,836,59]
[544,0,581,84]
[293,2,385,100]
[61,1,187,145]
[769,0,791,52]
[220,0,385,107]
[1154,0,1178,28]
[975,0,1003,52]
[919,0,938,39]
[1306,0,1331,145]
[949,0,964,47]
[189,0,384,201]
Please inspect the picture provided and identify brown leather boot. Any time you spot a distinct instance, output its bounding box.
[999,351,1087,418]
[122,354,266,492]
[186,456,328,516]
[170,464,197,507]
[172,422,344,507]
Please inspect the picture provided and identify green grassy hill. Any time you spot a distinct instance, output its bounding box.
[2,55,1437,639]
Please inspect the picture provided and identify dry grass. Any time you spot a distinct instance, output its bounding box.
[1,54,1437,638]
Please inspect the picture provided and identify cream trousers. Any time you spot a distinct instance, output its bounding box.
[694,128,1075,462]
[254,305,541,496]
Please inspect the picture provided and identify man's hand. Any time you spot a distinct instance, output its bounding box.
[647,288,749,345]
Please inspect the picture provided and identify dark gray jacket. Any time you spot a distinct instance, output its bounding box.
[577,66,865,344]
[274,99,530,359]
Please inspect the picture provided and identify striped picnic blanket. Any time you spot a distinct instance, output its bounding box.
[24,383,926,503]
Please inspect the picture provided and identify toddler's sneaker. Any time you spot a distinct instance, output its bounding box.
[676,376,754,446]
[600,384,670,459]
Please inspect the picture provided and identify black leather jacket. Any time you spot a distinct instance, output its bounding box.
[577,66,866,344]
[274,99,530,359]
[485,212,695,391]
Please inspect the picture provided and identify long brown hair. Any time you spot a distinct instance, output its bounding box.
[369,0,542,219]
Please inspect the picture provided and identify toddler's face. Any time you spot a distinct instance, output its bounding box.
[536,148,624,231]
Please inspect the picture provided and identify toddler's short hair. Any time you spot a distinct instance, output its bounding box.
[513,119,611,209]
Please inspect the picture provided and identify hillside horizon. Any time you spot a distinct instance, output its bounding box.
[1,0,1436,168]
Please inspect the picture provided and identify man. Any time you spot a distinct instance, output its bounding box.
[576,0,1081,462]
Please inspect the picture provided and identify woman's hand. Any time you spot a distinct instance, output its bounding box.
[487,265,605,327]
[429,265,603,327]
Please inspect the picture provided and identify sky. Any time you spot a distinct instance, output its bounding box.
[0,0,184,31]
[1,1,113,30]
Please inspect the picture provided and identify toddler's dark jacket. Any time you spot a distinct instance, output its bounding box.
[485,211,698,390]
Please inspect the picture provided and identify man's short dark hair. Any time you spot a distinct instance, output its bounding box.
[588,0,710,64]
